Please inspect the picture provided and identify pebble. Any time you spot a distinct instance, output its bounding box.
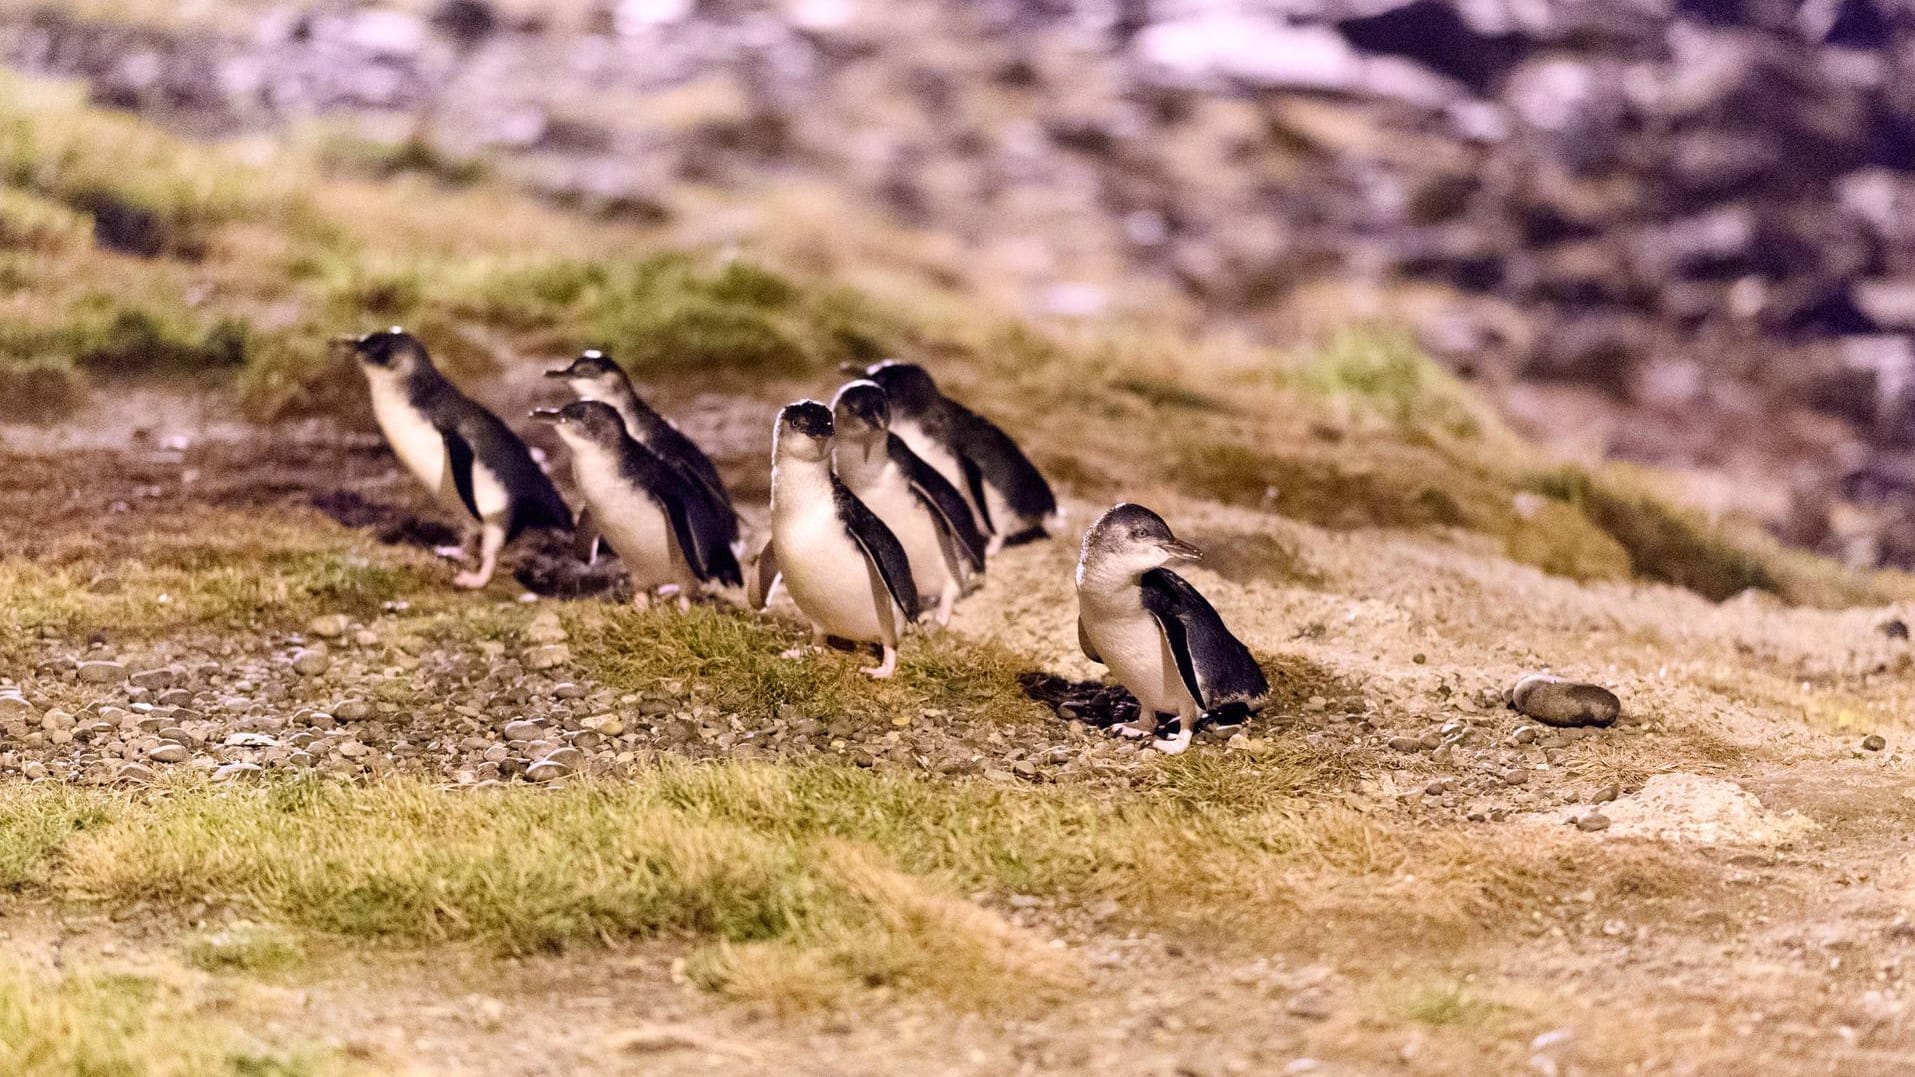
[1284,990,1331,1020]
[290,648,331,677]
[309,613,352,638]
[1863,734,1887,752]
[334,699,374,722]
[1575,812,1611,832]
[1509,673,1621,728]
[0,692,33,718]
[212,762,264,782]
[523,644,571,671]
[129,667,176,690]
[1387,736,1424,753]
[148,744,189,763]
[525,759,570,782]
[115,763,157,783]
[77,661,128,685]
[502,719,543,742]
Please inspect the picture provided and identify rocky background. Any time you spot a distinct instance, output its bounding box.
[11,0,1915,565]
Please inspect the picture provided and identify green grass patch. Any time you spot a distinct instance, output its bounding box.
[1388,978,1509,1028]
[1523,468,1777,601]
[0,962,343,1076]
[1288,326,1487,439]
[572,604,1042,729]
[182,923,308,975]
[13,766,1693,995]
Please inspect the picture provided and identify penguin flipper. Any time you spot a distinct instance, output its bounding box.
[892,437,987,572]
[749,541,780,609]
[832,478,921,623]
[655,484,711,582]
[957,451,996,536]
[1141,569,1269,711]
[574,506,602,564]
[674,479,745,588]
[1077,616,1102,664]
[438,426,482,522]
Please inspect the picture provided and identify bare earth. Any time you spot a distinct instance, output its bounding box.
[6,372,1915,1076]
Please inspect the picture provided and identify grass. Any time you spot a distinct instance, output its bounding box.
[1523,467,1778,602]
[571,603,1044,728]
[0,961,343,1076]
[0,508,444,661]
[182,923,308,974]
[0,764,1700,1013]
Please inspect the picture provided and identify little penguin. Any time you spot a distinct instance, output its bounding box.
[1074,503,1268,754]
[533,400,742,606]
[350,327,570,589]
[546,349,738,560]
[757,400,920,678]
[857,359,1057,554]
[830,379,986,627]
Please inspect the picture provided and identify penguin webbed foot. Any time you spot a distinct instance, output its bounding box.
[862,645,899,679]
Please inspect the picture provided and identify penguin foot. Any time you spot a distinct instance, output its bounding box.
[452,569,493,589]
[779,646,820,659]
[1112,720,1153,739]
[433,544,468,561]
[1152,730,1193,755]
[862,646,899,679]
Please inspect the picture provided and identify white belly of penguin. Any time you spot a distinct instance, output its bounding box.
[852,469,954,596]
[572,453,691,591]
[1083,598,1192,717]
[891,421,976,521]
[777,502,889,642]
[369,381,510,523]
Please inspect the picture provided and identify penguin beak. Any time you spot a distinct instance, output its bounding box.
[1159,538,1203,562]
[543,365,576,380]
[530,408,564,424]
[838,362,866,376]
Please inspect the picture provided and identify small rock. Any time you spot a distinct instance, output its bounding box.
[212,762,264,782]
[525,759,570,782]
[334,699,374,722]
[0,692,33,718]
[502,719,542,742]
[1864,734,1887,752]
[115,763,157,783]
[523,644,570,671]
[1509,673,1620,728]
[290,648,331,677]
[308,613,352,639]
[77,661,128,685]
[1575,812,1611,832]
[130,667,177,690]
[1881,619,1910,640]
[148,743,189,763]
[1285,990,1331,1020]
[1388,736,1425,753]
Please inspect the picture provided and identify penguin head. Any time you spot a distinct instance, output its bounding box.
[774,400,834,463]
[531,399,627,447]
[830,380,891,443]
[1080,503,1202,580]
[860,361,939,418]
[545,349,628,401]
[350,327,429,377]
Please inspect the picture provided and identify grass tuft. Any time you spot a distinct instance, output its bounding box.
[1523,468,1777,601]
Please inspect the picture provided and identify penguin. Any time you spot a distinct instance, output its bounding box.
[830,379,986,627]
[756,400,920,678]
[532,400,742,606]
[857,360,1057,554]
[546,350,738,562]
[1074,503,1268,754]
[350,327,570,589]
